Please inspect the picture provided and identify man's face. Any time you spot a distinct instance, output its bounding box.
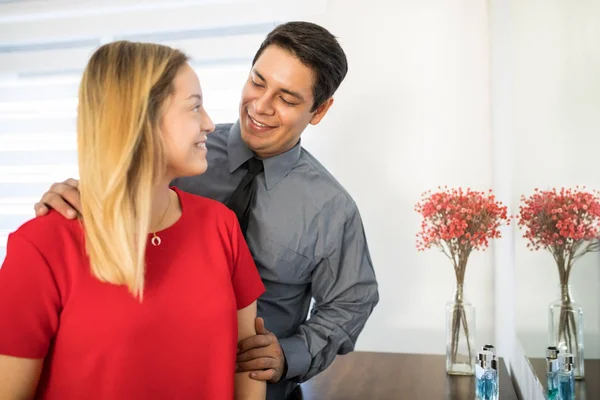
[239,45,333,158]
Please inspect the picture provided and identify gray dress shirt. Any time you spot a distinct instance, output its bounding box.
[172,121,379,399]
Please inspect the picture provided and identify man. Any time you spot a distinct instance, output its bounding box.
[34,21,379,399]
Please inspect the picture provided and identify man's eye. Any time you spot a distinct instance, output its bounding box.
[281,97,296,106]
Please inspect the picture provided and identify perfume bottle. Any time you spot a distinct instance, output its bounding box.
[545,346,559,400]
[481,344,499,387]
[475,350,499,400]
[557,353,575,400]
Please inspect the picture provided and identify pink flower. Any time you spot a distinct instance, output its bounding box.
[517,187,600,255]
[415,187,511,258]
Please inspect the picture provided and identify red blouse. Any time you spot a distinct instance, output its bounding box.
[0,188,265,399]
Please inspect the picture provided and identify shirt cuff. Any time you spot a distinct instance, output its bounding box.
[279,335,311,380]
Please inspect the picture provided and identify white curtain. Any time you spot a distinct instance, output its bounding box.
[0,0,324,262]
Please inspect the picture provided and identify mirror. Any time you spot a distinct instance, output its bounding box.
[510,1,600,399]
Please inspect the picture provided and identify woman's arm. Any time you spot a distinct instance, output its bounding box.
[235,301,266,400]
[0,355,43,399]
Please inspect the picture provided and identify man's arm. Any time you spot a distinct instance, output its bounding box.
[279,202,379,382]
[34,178,186,218]
[236,201,379,383]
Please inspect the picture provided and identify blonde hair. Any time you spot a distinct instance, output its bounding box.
[77,41,188,299]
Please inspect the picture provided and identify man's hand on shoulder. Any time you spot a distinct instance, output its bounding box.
[33,178,81,219]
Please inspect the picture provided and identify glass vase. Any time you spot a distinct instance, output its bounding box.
[548,284,585,379]
[446,283,476,375]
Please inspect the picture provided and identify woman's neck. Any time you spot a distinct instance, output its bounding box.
[150,181,176,233]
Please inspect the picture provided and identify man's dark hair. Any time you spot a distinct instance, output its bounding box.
[252,21,348,112]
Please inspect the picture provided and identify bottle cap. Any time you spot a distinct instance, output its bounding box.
[482,344,496,354]
[546,346,559,359]
[558,353,574,372]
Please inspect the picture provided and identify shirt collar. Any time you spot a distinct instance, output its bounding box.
[227,120,302,190]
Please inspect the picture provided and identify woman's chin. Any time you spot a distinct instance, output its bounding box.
[172,162,208,179]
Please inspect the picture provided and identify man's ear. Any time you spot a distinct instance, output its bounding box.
[309,97,334,126]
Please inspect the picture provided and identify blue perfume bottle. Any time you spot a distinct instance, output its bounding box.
[545,346,559,400]
[558,353,575,400]
[482,345,500,389]
[475,350,498,400]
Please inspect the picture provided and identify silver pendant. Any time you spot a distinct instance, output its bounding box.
[151,235,162,246]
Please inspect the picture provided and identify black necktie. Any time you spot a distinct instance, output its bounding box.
[226,157,264,236]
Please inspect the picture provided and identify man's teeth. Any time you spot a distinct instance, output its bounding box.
[195,142,206,149]
[250,116,268,128]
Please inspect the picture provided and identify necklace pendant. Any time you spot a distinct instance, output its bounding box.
[151,235,162,246]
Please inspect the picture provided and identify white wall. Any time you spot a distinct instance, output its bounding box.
[304,0,495,354]
[489,1,542,397]
[509,0,600,360]
[489,0,517,370]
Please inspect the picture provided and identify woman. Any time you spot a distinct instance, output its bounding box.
[0,41,266,399]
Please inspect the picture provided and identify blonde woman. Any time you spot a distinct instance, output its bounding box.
[0,41,266,399]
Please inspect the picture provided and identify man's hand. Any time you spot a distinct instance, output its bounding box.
[33,178,81,219]
[236,317,286,383]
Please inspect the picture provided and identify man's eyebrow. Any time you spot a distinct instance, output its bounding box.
[254,70,266,82]
[280,88,304,102]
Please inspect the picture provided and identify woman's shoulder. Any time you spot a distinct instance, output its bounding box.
[175,187,235,220]
[12,210,82,251]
